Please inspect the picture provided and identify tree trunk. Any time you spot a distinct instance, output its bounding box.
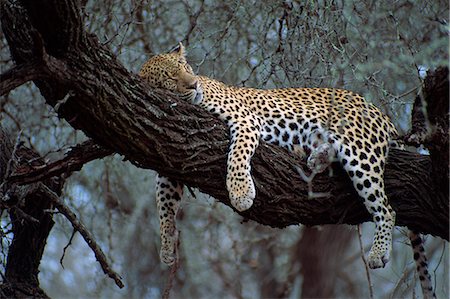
[0,0,448,243]
[406,66,449,194]
[0,128,64,298]
[299,226,354,299]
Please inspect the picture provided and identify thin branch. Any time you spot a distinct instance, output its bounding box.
[433,242,446,291]
[8,139,112,185]
[0,130,22,193]
[59,229,76,269]
[37,183,124,289]
[358,225,374,299]
[390,266,412,299]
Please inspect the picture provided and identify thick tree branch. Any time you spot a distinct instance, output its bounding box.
[0,61,45,96]
[404,67,448,217]
[0,128,59,298]
[1,0,448,240]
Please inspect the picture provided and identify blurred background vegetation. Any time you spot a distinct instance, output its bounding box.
[1,0,448,298]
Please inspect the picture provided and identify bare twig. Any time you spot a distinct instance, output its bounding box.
[295,166,331,199]
[433,241,446,292]
[54,91,74,112]
[357,225,374,299]
[38,183,124,289]
[390,266,412,299]
[0,130,22,193]
[60,229,76,269]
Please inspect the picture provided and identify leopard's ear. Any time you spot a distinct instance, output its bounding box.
[171,42,187,63]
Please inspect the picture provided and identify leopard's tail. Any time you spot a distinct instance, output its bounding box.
[387,121,435,297]
[408,231,436,299]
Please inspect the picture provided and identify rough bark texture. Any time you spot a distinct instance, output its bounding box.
[406,67,449,192]
[8,139,113,185]
[0,128,63,298]
[1,0,448,240]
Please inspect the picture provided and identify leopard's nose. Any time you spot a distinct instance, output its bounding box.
[186,79,198,90]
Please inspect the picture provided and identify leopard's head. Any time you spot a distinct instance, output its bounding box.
[139,43,203,104]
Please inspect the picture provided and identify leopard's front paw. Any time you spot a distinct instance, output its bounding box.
[367,211,394,269]
[367,246,390,269]
[227,174,255,212]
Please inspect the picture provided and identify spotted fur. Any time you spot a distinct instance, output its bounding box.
[409,231,436,298]
[139,44,434,296]
[155,175,182,265]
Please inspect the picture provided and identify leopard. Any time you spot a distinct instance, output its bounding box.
[140,43,435,298]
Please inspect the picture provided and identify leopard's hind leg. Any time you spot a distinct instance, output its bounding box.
[336,141,395,269]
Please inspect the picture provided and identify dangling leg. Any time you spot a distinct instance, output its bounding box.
[337,143,395,268]
[364,187,395,268]
[408,231,436,298]
[155,175,183,265]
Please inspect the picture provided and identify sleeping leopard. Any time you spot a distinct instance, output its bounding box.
[139,43,435,298]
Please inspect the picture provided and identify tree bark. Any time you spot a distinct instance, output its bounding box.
[0,128,64,298]
[406,67,449,194]
[0,0,448,241]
